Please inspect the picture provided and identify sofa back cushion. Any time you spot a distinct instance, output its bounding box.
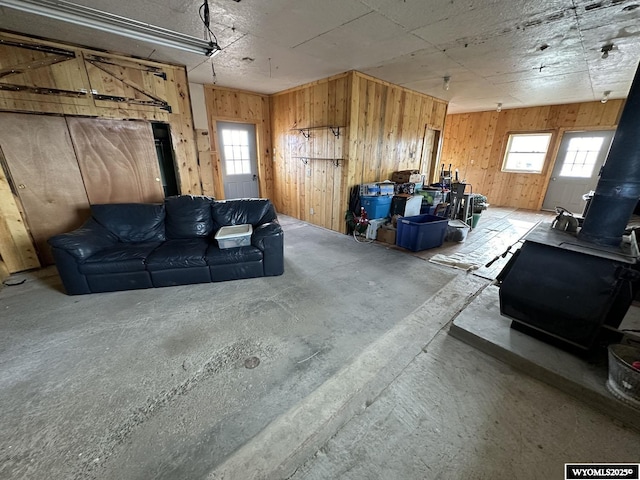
[164,195,215,239]
[212,199,277,227]
[91,203,166,243]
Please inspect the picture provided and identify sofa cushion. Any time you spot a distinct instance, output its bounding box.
[206,244,263,266]
[79,242,161,274]
[92,203,166,243]
[48,218,118,260]
[164,195,215,239]
[212,199,277,227]
[146,238,210,271]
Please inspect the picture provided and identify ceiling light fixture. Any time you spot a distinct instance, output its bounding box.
[0,0,221,56]
[601,90,611,103]
[496,103,502,112]
[443,76,451,91]
[601,43,614,59]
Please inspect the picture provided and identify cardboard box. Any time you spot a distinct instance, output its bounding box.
[377,226,397,244]
[391,170,419,183]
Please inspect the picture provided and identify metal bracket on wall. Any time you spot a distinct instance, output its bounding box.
[291,125,345,139]
[293,157,342,167]
[299,128,311,139]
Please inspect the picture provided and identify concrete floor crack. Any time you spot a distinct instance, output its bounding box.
[73,338,276,479]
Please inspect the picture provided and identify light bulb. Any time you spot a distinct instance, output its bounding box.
[601,43,613,59]
[601,90,611,103]
[497,103,502,112]
[443,76,450,91]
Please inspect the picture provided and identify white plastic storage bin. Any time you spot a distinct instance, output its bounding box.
[377,182,395,196]
[359,183,381,196]
[215,224,253,249]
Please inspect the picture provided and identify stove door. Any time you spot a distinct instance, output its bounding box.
[498,241,632,350]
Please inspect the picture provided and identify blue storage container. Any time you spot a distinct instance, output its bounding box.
[360,195,392,219]
[396,214,448,251]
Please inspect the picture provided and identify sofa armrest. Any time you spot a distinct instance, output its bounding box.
[48,218,118,261]
[252,222,284,276]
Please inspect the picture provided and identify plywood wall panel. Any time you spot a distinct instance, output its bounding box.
[0,113,91,265]
[441,99,625,210]
[0,166,40,272]
[0,31,199,272]
[67,117,164,204]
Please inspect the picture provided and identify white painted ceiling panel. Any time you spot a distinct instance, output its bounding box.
[499,71,596,103]
[360,0,506,32]
[361,49,464,86]
[1,0,639,113]
[191,31,345,93]
[219,0,373,49]
[292,12,432,69]
[412,0,574,48]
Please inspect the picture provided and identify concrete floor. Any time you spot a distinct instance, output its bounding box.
[1,215,464,480]
[290,328,640,480]
[451,285,640,432]
[2,213,639,480]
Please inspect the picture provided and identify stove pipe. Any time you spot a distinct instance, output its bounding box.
[579,62,640,247]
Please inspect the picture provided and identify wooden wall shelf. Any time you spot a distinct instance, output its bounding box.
[293,156,343,167]
[291,125,345,138]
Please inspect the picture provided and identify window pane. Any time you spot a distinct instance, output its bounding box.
[505,152,545,172]
[502,133,552,173]
[559,136,604,178]
[219,125,254,176]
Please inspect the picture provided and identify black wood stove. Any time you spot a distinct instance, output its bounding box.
[498,62,640,355]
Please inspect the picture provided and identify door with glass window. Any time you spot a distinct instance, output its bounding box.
[217,122,259,199]
[542,130,615,214]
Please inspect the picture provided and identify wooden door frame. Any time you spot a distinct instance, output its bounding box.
[211,118,264,200]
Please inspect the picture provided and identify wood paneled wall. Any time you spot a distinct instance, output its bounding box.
[202,86,273,200]
[270,73,350,231]
[271,71,448,232]
[0,31,199,274]
[348,72,447,186]
[441,100,625,210]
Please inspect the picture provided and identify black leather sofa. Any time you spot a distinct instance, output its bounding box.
[48,196,284,295]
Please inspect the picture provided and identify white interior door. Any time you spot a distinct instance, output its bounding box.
[542,130,615,214]
[218,122,259,199]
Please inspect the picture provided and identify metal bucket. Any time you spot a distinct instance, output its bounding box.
[606,343,640,408]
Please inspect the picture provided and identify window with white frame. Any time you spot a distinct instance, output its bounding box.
[502,133,553,173]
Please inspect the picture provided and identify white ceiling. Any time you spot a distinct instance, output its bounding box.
[1,0,639,113]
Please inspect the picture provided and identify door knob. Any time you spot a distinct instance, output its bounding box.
[253,174,257,181]
[551,177,556,181]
